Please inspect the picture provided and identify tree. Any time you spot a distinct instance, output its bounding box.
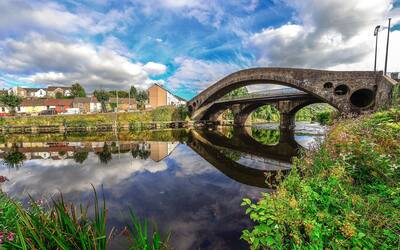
[108,90,129,98]
[71,83,86,97]
[136,90,148,109]
[55,92,64,99]
[226,87,248,98]
[130,86,137,99]
[93,90,109,112]
[0,93,22,115]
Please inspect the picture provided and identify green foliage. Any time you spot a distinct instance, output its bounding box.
[172,105,189,121]
[130,86,138,99]
[392,83,400,107]
[1,147,25,168]
[252,105,279,122]
[131,146,150,160]
[71,83,86,97]
[0,93,22,115]
[225,87,249,98]
[108,90,129,98]
[0,187,168,249]
[73,150,89,164]
[296,103,335,123]
[55,92,64,99]
[96,144,112,164]
[136,90,148,108]
[251,129,280,145]
[94,90,110,113]
[315,111,331,125]
[241,108,400,249]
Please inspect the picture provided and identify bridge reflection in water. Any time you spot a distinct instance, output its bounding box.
[0,127,304,189]
[187,126,301,188]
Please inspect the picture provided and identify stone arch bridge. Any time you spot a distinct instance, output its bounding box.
[187,67,395,128]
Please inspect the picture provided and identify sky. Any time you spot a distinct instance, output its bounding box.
[0,0,399,100]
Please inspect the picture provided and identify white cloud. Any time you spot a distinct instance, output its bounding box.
[143,62,167,75]
[167,57,241,91]
[247,0,400,72]
[0,0,133,35]
[0,34,167,90]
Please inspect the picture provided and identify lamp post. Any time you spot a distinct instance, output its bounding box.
[373,25,381,72]
[384,18,391,75]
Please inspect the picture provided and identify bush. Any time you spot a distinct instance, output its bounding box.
[315,111,331,125]
[241,108,400,249]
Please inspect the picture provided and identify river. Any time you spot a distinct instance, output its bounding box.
[0,122,326,249]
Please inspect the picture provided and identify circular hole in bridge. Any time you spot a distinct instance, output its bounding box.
[323,82,333,89]
[334,84,349,95]
[350,89,374,108]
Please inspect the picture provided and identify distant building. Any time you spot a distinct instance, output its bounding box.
[89,96,102,113]
[147,84,186,108]
[45,99,74,113]
[72,97,91,113]
[47,86,72,97]
[18,99,47,114]
[25,88,47,98]
[9,87,28,97]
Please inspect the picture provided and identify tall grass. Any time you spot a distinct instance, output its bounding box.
[0,186,168,249]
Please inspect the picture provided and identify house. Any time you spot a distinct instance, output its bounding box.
[89,96,102,113]
[47,86,72,97]
[18,99,47,114]
[0,105,10,116]
[25,88,47,98]
[72,97,91,113]
[45,99,74,113]
[108,98,137,112]
[8,87,27,97]
[147,84,186,108]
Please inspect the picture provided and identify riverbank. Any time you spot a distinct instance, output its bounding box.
[241,108,400,249]
[0,106,188,127]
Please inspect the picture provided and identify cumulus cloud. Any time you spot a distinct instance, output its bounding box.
[247,0,400,72]
[0,34,167,90]
[0,0,133,36]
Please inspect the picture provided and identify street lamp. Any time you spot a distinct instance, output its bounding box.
[384,18,392,75]
[373,25,381,72]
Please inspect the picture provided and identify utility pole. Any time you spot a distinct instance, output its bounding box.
[128,86,131,112]
[373,25,381,72]
[384,18,391,75]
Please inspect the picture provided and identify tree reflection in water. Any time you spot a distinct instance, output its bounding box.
[2,145,26,168]
[131,144,151,160]
[251,128,280,145]
[73,150,89,164]
[96,144,112,164]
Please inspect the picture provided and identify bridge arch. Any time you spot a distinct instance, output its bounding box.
[188,67,393,121]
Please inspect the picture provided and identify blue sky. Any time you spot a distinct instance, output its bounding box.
[0,0,399,100]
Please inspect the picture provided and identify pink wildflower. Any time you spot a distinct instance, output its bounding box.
[6,232,14,241]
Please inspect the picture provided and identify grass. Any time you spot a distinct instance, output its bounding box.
[241,108,400,249]
[0,186,168,249]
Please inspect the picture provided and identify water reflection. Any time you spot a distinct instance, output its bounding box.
[0,125,323,249]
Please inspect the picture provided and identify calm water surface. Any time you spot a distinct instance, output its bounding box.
[0,123,325,249]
